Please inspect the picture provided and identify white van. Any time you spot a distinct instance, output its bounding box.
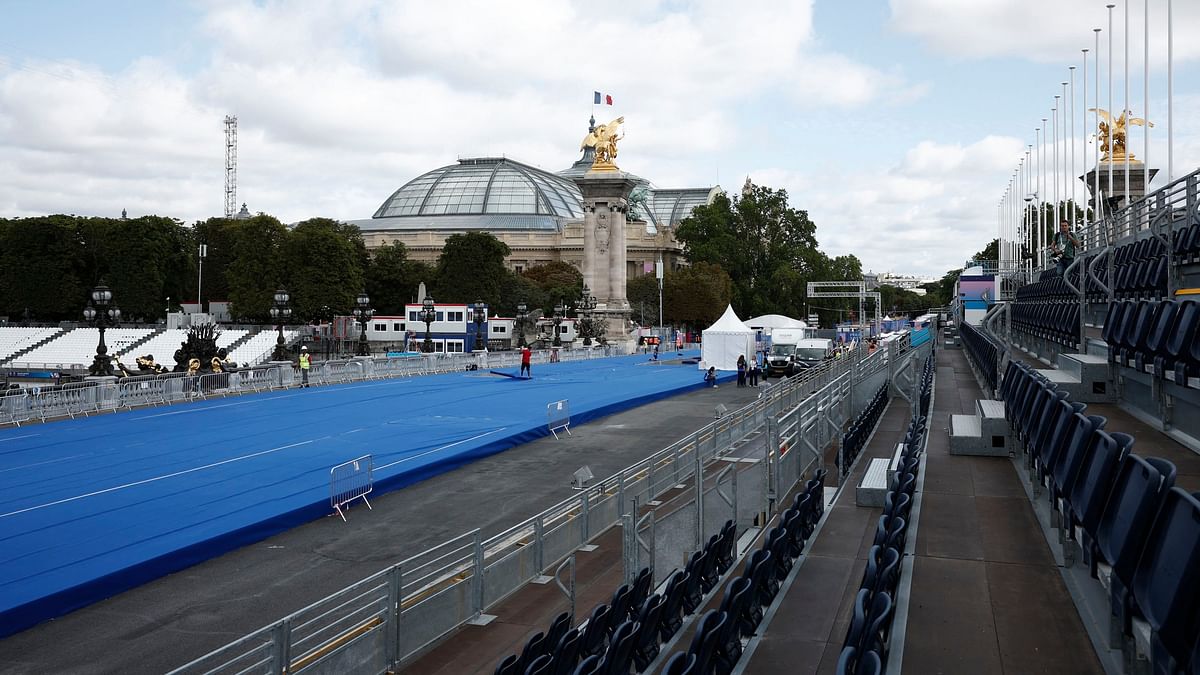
[793,338,835,370]
[766,328,805,377]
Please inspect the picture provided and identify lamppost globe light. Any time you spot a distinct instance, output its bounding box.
[421,295,436,353]
[84,283,118,377]
[83,304,96,321]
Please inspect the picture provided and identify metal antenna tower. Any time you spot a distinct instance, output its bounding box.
[224,115,238,218]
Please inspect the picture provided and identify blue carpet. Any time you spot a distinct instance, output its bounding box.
[0,352,732,637]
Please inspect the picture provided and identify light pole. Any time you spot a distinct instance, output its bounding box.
[83,282,121,377]
[352,291,373,357]
[472,300,487,352]
[268,288,292,362]
[552,300,564,347]
[421,295,436,353]
[516,301,528,348]
[578,285,597,347]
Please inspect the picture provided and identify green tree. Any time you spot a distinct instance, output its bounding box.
[281,218,367,322]
[193,217,240,307]
[98,216,195,321]
[498,271,546,317]
[0,216,89,321]
[225,215,288,322]
[435,232,511,305]
[664,263,733,329]
[520,261,582,315]
[365,242,417,315]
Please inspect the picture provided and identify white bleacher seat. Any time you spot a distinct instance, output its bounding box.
[0,327,60,362]
[226,330,299,367]
[8,328,153,370]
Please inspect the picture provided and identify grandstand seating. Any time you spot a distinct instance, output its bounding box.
[958,322,999,391]
[1099,299,1200,387]
[8,328,153,369]
[225,329,297,367]
[650,468,831,673]
[0,327,60,363]
[998,360,1200,673]
[835,355,932,674]
[840,382,890,476]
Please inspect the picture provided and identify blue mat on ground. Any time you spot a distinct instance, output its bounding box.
[0,352,719,637]
[489,369,531,380]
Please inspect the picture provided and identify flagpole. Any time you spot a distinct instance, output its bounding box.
[1123,0,1130,204]
[1095,28,1102,233]
[1143,0,1150,192]
[1082,49,1088,225]
[1053,97,1060,238]
[1039,123,1046,267]
[1070,67,1076,223]
[1167,0,1174,183]
[1108,4,1115,201]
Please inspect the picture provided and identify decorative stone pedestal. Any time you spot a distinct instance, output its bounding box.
[574,170,639,352]
[1081,161,1158,211]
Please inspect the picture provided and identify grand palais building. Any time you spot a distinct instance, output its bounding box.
[348,117,721,278]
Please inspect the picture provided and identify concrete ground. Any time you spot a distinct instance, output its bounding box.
[0,373,764,674]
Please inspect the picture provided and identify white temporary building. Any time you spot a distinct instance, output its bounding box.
[700,305,756,371]
[744,313,807,336]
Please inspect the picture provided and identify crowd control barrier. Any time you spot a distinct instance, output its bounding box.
[330,455,374,521]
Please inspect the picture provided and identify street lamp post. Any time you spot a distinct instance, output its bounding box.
[552,300,564,347]
[352,291,373,357]
[472,300,487,352]
[577,285,597,347]
[268,288,292,362]
[83,282,121,377]
[421,295,436,353]
[516,301,528,348]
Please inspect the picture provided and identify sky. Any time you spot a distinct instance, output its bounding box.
[1,0,1198,279]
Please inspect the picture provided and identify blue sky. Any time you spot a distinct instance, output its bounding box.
[1,0,1197,278]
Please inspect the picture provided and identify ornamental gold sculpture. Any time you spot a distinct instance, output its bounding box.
[581,116,625,171]
[1089,108,1153,162]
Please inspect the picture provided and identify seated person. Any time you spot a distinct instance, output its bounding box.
[704,366,718,388]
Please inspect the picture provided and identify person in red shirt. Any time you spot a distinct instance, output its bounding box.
[520,346,532,377]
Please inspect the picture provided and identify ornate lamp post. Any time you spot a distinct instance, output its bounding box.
[83,282,121,377]
[268,288,292,362]
[577,285,597,347]
[352,291,374,357]
[472,300,487,352]
[552,300,565,347]
[516,301,528,348]
[421,295,436,353]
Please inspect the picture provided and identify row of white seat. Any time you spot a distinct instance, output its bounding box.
[0,327,61,362]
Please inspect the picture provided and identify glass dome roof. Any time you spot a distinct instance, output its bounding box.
[373,158,584,220]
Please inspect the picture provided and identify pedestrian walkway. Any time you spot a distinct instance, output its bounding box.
[901,348,1102,674]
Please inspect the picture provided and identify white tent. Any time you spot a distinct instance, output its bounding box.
[700,305,757,371]
[744,313,807,336]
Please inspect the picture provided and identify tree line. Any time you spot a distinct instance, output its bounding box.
[0,181,900,328]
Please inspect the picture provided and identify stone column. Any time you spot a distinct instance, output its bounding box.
[574,171,639,350]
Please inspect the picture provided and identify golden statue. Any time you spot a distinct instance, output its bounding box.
[1089,108,1153,162]
[581,116,625,171]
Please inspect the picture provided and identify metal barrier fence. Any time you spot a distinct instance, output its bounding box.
[330,455,374,522]
[0,347,621,427]
[547,400,571,439]
[167,342,920,675]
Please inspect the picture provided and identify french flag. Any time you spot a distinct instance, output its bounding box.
[593,91,613,106]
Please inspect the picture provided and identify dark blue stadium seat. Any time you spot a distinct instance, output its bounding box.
[1139,301,1179,371]
[1096,455,1177,637]
[782,508,806,559]
[1118,301,1156,365]
[1131,488,1200,675]
[525,654,553,675]
[658,571,689,641]
[629,568,653,618]
[719,576,755,641]
[519,631,547,672]
[496,653,521,675]
[872,515,907,552]
[631,595,663,672]
[545,612,571,659]
[714,521,737,574]
[859,591,894,661]
[681,552,706,614]
[765,526,793,580]
[685,610,726,675]
[857,649,883,675]
[713,579,751,671]
[1102,301,1129,349]
[742,549,776,617]
[579,604,612,659]
[843,588,871,654]
[608,585,632,636]
[600,619,637,675]
[551,628,582,675]
[573,654,602,675]
[1156,301,1200,380]
[884,491,911,521]
[1049,414,1106,512]
[835,645,859,675]
[660,651,696,675]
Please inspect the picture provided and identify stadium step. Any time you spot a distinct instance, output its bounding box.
[1046,352,1115,403]
[116,328,165,357]
[949,398,1011,456]
[223,328,260,356]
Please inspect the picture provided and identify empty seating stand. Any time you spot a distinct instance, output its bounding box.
[997,358,1200,674]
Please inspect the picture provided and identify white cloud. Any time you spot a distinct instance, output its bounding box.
[0,0,916,225]
[889,0,1200,65]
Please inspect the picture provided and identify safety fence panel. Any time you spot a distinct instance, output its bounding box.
[547,400,570,438]
[330,455,374,521]
[650,496,699,587]
[0,392,30,425]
